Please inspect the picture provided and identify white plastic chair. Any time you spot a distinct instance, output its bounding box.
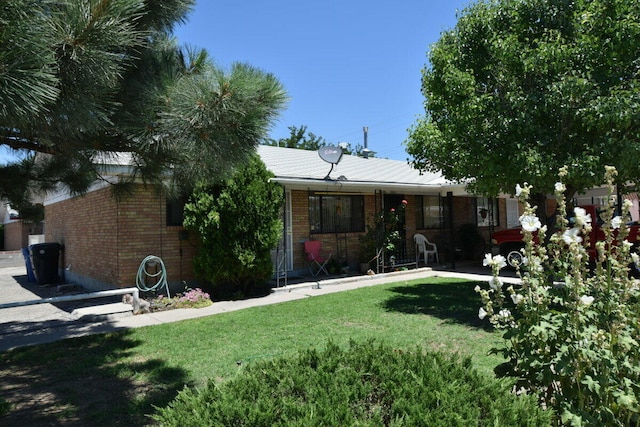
[414,233,439,265]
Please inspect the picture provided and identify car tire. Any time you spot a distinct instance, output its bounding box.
[505,247,524,269]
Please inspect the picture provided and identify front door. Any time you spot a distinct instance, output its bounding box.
[383,194,407,262]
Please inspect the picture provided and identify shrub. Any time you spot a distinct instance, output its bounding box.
[183,154,283,297]
[477,166,640,426]
[153,340,551,426]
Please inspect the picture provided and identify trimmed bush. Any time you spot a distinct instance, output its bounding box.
[153,340,551,426]
[183,153,283,297]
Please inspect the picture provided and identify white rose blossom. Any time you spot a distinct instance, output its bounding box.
[511,293,524,305]
[611,216,622,229]
[483,254,507,269]
[573,207,592,228]
[579,295,595,306]
[515,184,523,197]
[519,214,542,232]
[563,228,583,244]
[478,307,487,320]
[494,254,507,269]
[482,253,492,267]
[555,182,566,193]
[498,309,511,319]
[489,277,503,291]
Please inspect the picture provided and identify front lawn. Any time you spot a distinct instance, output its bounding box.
[0,277,505,426]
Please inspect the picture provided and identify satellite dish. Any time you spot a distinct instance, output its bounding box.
[318,145,344,179]
[318,145,343,165]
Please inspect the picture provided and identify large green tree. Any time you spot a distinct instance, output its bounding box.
[0,0,287,217]
[264,125,365,156]
[264,125,328,150]
[406,0,640,207]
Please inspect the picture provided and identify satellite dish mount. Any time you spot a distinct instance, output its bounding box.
[318,145,344,180]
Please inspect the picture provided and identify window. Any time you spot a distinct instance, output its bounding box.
[476,197,498,227]
[166,197,186,226]
[309,194,364,234]
[416,195,443,229]
[506,198,520,228]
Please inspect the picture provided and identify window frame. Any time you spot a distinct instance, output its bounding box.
[475,197,499,227]
[309,193,365,234]
[415,195,444,229]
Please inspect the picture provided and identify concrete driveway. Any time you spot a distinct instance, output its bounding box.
[0,261,133,351]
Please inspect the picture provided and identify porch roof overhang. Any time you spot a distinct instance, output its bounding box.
[269,176,469,196]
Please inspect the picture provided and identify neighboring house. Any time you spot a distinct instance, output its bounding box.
[2,202,44,251]
[44,146,515,291]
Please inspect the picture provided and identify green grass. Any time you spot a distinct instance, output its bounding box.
[0,276,505,426]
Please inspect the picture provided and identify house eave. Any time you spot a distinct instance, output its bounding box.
[269,177,469,196]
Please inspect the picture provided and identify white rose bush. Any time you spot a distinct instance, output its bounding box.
[476,167,640,426]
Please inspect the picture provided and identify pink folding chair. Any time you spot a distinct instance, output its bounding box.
[304,240,331,276]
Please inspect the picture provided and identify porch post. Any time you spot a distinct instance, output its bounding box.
[447,191,456,270]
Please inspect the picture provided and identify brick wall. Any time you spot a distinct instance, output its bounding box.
[3,220,43,251]
[4,221,26,251]
[45,183,511,287]
[45,185,197,289]
[289,190,377,271]
[289,190,309,270]
[115,188,197,289]
[288,191,420,271]
[287,191,511,271]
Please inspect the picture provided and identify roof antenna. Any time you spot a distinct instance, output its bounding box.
[318,145,344,179]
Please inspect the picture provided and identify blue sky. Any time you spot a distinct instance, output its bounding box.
[0,0,472,165]
[174,0,472,160]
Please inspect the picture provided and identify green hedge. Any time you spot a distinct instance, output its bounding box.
[153,340,551,426]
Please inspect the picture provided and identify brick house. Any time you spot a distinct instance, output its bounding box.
[258,145,515,277]
[43,146,516,291]
[2,203,44,251]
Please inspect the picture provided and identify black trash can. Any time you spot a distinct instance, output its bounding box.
[30,243,62,286]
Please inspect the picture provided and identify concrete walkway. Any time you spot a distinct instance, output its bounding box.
[0,261,517,352]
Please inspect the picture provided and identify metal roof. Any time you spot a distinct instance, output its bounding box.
[257,145,467,195]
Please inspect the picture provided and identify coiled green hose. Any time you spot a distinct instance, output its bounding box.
[136,255,170,298]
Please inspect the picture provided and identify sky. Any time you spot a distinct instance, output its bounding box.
[173,0,473,160]
[0,0,472,164]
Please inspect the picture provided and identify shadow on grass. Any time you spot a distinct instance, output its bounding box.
[382,280,492,330]
[0,331,189,426]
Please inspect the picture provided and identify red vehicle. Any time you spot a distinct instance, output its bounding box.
[491,205,640,268]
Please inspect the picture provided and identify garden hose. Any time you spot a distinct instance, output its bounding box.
[136,255,170,298]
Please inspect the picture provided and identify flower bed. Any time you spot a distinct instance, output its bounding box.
[147,288,212,311]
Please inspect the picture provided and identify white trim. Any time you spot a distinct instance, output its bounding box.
[44,177,120,206]
[268,177,469,196]
[285,190,293,270]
